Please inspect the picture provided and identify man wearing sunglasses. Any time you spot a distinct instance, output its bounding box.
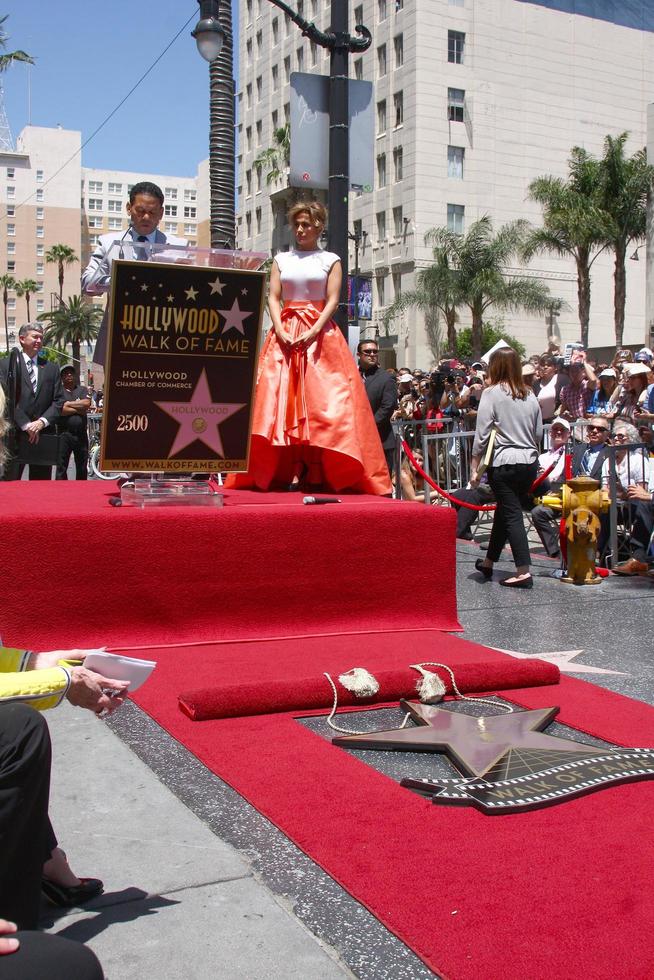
[358,341,398,475]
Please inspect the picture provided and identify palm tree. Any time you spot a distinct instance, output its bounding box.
[38,296,101,383]
[0,14,33,73]
[46,244,78,307]
[0,273,15,351]
[14,278,38,322]
[596,132,654,348]
[254,124,291,186]
[422,217,554,359]
[383,247,462,361]
[524,148,607,348]
[208,0,235,248]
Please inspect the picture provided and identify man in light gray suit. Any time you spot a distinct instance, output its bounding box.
[82,181,187,365]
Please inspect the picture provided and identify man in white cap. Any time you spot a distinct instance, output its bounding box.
[529,418,572,557]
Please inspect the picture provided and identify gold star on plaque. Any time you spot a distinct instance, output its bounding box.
[140,283,149,292]
[333,702,592,778]
[209,276,226,296]
[185,285,199,301]
[241,288,248,296]
[166,294,175,303]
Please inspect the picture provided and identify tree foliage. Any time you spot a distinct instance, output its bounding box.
[45,244,78,306]
[253,124,291,186]
[0,15,33,73]
[455,319,526,361]
[38,296,101,382]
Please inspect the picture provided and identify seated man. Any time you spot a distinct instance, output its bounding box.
[529,419,571,558]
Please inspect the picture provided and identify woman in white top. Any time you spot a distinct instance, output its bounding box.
[471,347,543,588]
[227,201,390,494]
[601,420,650,500]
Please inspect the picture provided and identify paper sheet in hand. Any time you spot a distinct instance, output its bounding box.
[84,650,156,691]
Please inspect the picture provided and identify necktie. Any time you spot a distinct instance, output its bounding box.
[26,357,37,393]
[135,235,149,260]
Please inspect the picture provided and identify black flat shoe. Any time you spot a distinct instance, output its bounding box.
[475,558,493,580]
[42,876,104,908]
[499,575,533,589]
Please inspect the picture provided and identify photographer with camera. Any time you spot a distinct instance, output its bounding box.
[559,347,598,420]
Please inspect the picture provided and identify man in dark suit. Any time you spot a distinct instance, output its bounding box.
[82,181,187,365]
[0,323,65,481]
[358,340,397,475]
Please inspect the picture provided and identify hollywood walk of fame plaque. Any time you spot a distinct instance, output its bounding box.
[333,701,654,814]
[101,252,266,473]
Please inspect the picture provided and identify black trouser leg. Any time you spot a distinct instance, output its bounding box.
[530,504,560,556]
[56,432,73,480]
[487,463,538,568]
[27,464,51,480]
[629,500,654,561]
[0,705,51,930]
[0,932,104,980]
[73,439,89,480]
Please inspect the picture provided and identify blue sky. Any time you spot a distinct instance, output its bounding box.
[3,1,239,178]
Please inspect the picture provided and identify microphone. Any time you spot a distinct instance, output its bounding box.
[303,496,341,505]
[118,223,134,260]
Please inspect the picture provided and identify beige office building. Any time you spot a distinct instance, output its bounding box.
[236,0,654,365]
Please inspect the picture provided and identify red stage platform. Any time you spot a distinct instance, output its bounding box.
[0,482,460,650]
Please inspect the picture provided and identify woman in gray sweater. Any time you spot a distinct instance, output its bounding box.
[471,348,543,588]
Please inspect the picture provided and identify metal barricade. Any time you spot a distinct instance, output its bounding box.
[602,442,650,568]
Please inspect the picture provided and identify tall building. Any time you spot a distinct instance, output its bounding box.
[236,0,654,365]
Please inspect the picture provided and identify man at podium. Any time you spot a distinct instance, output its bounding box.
[82,181,187,365]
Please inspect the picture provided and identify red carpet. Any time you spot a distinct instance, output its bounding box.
[125,631,654,979]
[0,482,460,650]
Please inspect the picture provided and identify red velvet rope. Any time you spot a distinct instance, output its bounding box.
[401,440,562,512]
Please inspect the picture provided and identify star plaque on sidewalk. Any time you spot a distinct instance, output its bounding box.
[333,701,654,814]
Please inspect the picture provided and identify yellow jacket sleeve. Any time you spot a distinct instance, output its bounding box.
[0,646,71,711]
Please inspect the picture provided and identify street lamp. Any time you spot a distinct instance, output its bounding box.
[193,0,372,337]
[192,0,225,62]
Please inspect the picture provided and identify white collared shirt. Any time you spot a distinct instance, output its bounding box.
[21,352,49,429]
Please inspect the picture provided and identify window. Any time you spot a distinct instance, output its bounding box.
[297,47,304,71]
[184,189,197,201]
[6,167,14,178]
[393,146,403,181]
[165,221,178,232]
[188,241,197,248]
[447,203,465,233]
[88,180,103,193]
[378,0,387,21]
[354,4,363,25]
[297,0,304,14]
[246,83,252,108]
[36,169,43,182]
[394,34,403,68]
[284,55,291,83]
[184,206,197,218]
[377,99,387,134]
[36,207,44,219]
[246,169,252,195]
[393,206,403,236]
[272,17,279,44]
[256,30,262,56]
[272,109,279,130]
[87,198,102,211]
[246,39,253,64]
[6,223,15,236]
[108,200,122,212]
[448,87,465,122]
[6,186,14,199]
[284,12,291,36]
[108,182,122,195]
[354,58,363,81]
[246,212,252,237]
[448,145,465,178]
[36,299,44,313]
[36,245,44,257]
[36,262,44,275]
[256,119,262,145]
[255,165,262,192]
[272,64,279,91]
[376,210,386,240]
[449,0,464,6]
[377,153,387,188]
[36,188,43,202]
[284,102,290,123]
[108,217,122,230]
[377,44,387,77]
[256,75,263,101]
[6,206,14,216]
[88,215,103,228]
[7,262,14,273]
[256,207,262,235]
[448,30,465,63]
[396,0,404,9]
[311,0,317,14]
[184,223,196,235]
[394,91,403,127]
[246,126,252,151]
[36,281,44,292]
[246,0,253,21]
[377,275,386,306]
[36,226,44,239]
[310,41,317,67]
[8,297,15,308]
[392,271,402,297]
[164,204,177,217]
[6,242,14,254]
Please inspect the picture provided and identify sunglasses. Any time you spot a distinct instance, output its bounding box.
[587,425,608,433]
[360,349,379,356]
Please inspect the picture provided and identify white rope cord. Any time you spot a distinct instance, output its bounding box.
[323,671,411,735]
[410,662,514,713]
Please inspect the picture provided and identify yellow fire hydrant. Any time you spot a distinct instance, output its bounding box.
[539,476,610,585]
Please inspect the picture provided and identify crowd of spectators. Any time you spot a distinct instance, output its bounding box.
[387,342,654,577]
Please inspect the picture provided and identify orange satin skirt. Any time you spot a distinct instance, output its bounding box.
[226,302,392,494]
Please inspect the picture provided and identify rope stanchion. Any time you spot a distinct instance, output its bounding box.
[401,440,561,513]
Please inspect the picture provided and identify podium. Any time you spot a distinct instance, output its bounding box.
[99,244,268,501]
